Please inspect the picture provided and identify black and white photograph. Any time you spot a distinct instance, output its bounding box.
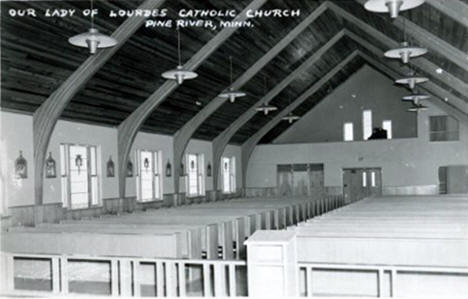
[1,0,468,298]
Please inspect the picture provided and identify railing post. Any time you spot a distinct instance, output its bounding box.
[213,263,227,297]
[51,257,61,293]
[228,264,237,297]
[110,259,119,296]
[178,262,186,297]
[245,231,298,297]
[60,256,68,294]
[0,253,14,293]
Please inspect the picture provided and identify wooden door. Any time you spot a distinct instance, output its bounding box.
[309,164,324,198]
[277,165,293,197]
[292,164,309,196]
[343,168,382,203]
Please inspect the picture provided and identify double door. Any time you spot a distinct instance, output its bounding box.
[343,168,382,204]
[277,164,324,197]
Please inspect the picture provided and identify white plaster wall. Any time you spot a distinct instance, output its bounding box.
[1,112,35,207]
[1,111,242,209]
[246,102,468,190]
[45,119,118,203]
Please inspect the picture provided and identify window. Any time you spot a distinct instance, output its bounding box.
[136,150,162,202]
[429,115,459,141]
[363,110,372,140]
[343,122,354,141]
[186,153,205,197]
[371,171,376,187]
[362,171,367,187]
[222,156,236,193]
[382,120,392,139]
[60,144,100,209]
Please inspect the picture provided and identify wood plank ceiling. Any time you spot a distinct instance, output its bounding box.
[1,0,467,144]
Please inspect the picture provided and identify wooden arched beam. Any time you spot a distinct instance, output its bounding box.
[426,0,468,28]
[240,38,468,186]
[117,0,267,200]
[345,30,468,121]
[328,2,468,105]
[240,51,360,188]
[172,2,328,193]
[211,29,346,190]
[353,0,468,72]
[32,0,166,206]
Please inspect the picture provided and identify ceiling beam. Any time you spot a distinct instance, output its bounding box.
[240,51,360,188]
[357,51,468,125]
[116,0,267,201]
[425,0,468,28]
[328,2,468,105]
[171,2,328,194]
[346,29,468,120]
[31,0,166,208]
[354,0,468,71]
[211,29,346,190]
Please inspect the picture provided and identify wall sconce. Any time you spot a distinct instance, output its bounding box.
[75,154,83,174]
[15,150,27,179]
[207,163,212,177]
[166,160,172,177]
[127,160,133,177]
[143,157,150,171]
[180,162,184,176]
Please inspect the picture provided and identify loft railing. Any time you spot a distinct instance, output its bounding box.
[1,252,247,297]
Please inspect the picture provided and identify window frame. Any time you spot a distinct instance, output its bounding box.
[343,122,354,141]
[362,110,372,140]
[136,149,163,202]
[186,153,205,197]
[382,120,392,140]
[60,143,101,210]
[429,115,459,142]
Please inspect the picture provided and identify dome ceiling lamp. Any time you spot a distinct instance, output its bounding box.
[219,56,246,103]
[395,66,429,89]
[68,0,117,54]
[364,0,425,19]
[256,76,278,115]
[282,97,300,124]
[162,28,198,85]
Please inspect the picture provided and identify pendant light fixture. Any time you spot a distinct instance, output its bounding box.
[364,0,425,18]
[256,76,278,115]
[385,41,427,63]
[385,18,427,64]
[219,56,246,103]
[402,93,430,102]
[68,0,117,54]
[407,103,428,112]
[282,97,300,124]
[395,66,428,89]
[162,28,198,85]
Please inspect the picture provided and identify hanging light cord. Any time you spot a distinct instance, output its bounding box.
[229,56,233,86]
[90,0,94,29]
[177,27,182,66]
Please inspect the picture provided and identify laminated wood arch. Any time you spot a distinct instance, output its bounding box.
[32,0,166,208]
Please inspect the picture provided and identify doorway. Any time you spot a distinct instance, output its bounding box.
[343,168,382,204]
[277,164,324,197]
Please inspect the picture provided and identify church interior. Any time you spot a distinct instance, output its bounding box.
[1,0,468,297]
